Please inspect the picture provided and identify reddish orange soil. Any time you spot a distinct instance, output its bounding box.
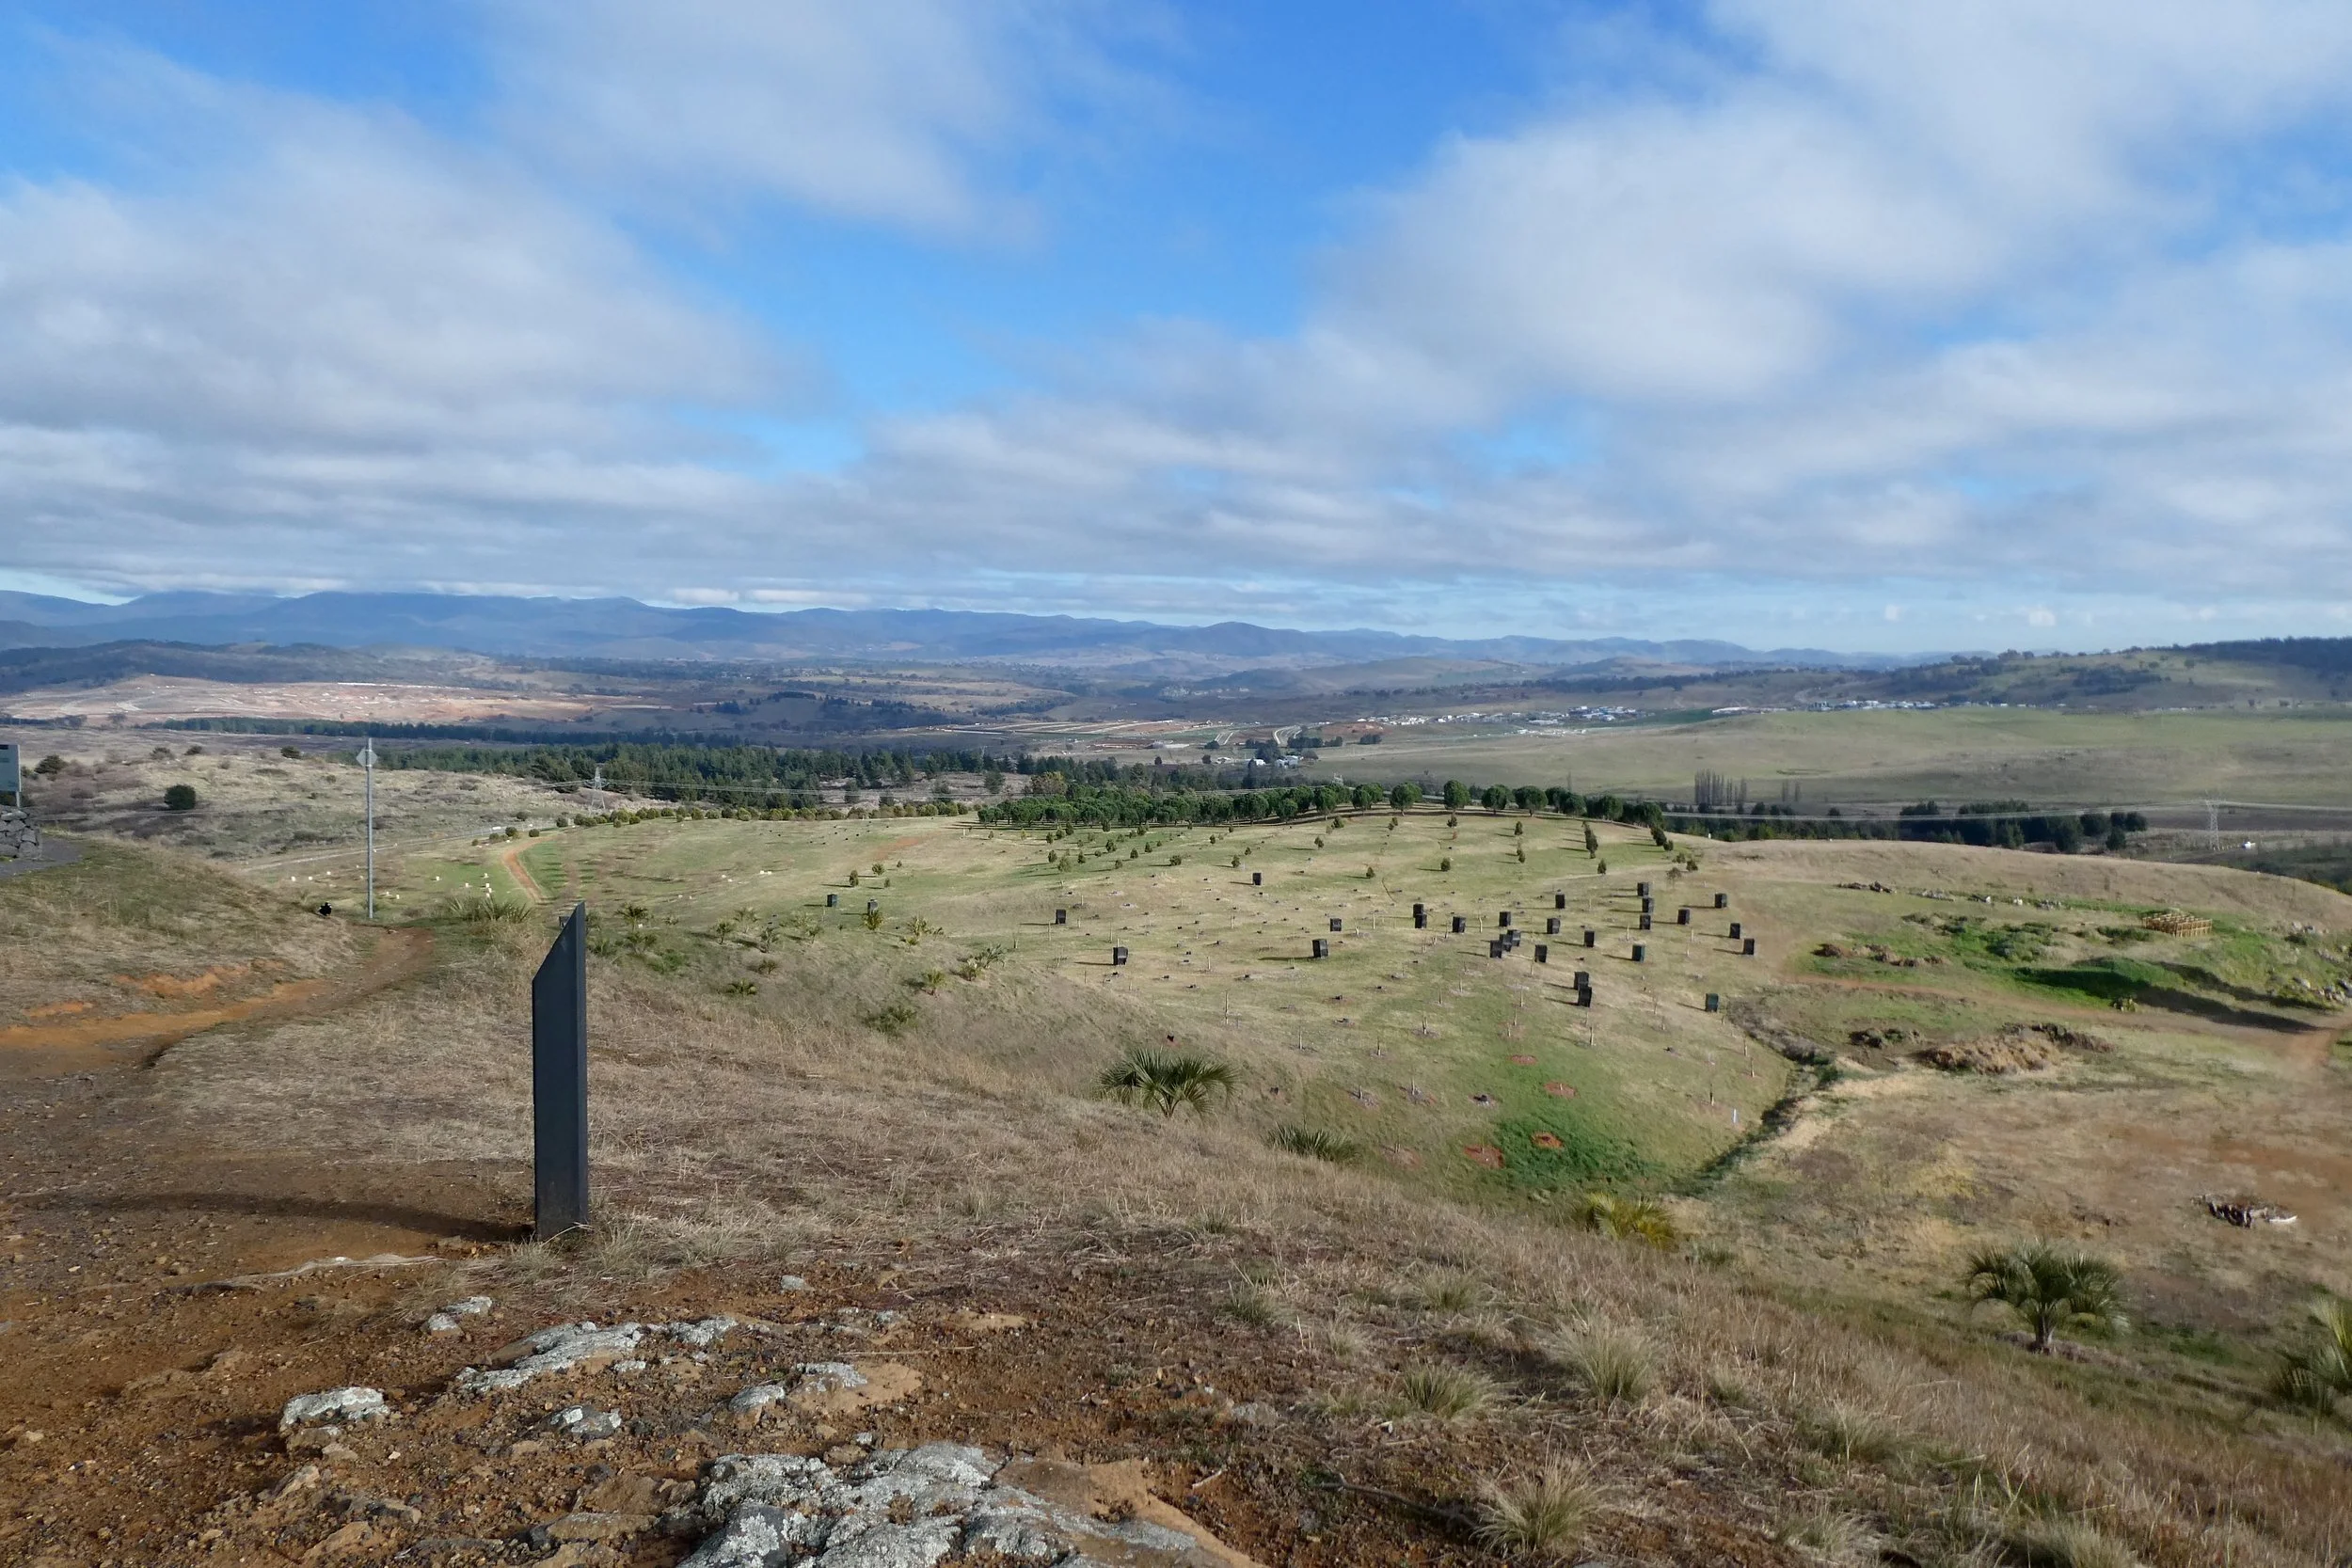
[0,928,435,1079]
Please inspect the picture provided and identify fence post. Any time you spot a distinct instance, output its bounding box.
[532,903,590,1241]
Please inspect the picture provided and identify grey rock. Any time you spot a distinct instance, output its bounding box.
[278,1387,388,1432]
[546,1403,624,1440]
[961,1501,1073,1564]
[454,1321,647,1394]
[423,1313,463,1336]
[677,1504,825,1568]
[697,1454,835,1522]
[813,1514,960,1568]
[667,1315,739,1348]
[728,1384,792,1415]
[441,1295,494,1317]
[777,1275,810,1292]
[679,1443,1226,1568]
[793,1361,868,1395]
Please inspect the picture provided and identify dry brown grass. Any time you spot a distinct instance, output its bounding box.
[0,835,363,1022]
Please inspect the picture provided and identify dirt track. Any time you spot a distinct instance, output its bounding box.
[0,925,436,1078]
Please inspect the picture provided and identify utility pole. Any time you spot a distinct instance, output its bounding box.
[2205,799,2220,851]
[361,736,376,920]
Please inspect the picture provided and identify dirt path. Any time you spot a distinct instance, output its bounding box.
[499,840,548,903]
[0,925,436,1078]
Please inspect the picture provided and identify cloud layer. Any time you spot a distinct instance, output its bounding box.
[11,2,2352,645]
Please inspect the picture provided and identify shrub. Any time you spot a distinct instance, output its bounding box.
[1270,1125,1361,1163]
[1476,1464,1597,1562]
[1439,856,1453,872]
[278,745,302,760]
[1391,1361,1497,1421]
[862,908,885,930]
[723,978,758,997]
[1096,1050,1237,1118]
[35,753,65,775]
[162,784,199,811]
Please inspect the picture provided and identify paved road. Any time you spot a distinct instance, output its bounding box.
[0,834,79,881]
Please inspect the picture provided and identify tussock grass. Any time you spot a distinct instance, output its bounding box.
[1544,1325,1655,1407]
[1411,1268,1489,1313]
[1391,1361,1499,1422]
[1222,1282,1290,1329]
[1475,1463,1597,1561]
[1775,1501,1874,1563]
[1800,1401,1907,1466]
[1269,1124,1360,1163]
[2007,1517,2140,1568]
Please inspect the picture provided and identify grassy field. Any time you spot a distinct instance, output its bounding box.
[371,808,2352,1344]
[403,809,1789,1202]
[1327,705,2352,807]
[12,786,2352,1563]
[15,727,576,866]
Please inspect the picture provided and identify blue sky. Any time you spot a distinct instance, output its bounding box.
[9,1,2352,652]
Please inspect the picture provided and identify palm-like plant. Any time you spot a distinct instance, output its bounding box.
[1965,1243,2129,1353]
[2272,1298,2352,1418]
[1096,1050,1238,1118]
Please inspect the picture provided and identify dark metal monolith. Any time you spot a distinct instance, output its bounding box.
[532,903,589,1241]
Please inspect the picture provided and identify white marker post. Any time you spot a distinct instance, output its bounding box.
[360,736,376,920]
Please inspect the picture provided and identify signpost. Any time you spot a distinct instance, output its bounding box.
[532,904,590,1240]
[358,737,376,921]
[0,740,19,806]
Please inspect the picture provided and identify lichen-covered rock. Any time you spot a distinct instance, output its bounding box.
[668,1315,739,1348]
[695,1454,834,1524]
[546,1403,625,1440]
[681,1444,1248,1568]
[728,1384,792,1415]
[677,1503,828,1568]
[454,1323,646,1393]
[813,1514,960,1568]
[278,1387,388,1433]
[960,1500,1073,1564]
[454,1316,739,1393]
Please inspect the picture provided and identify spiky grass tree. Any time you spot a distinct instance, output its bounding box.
[1097,1050,1238,1119]
[1965,1243,2128,1353]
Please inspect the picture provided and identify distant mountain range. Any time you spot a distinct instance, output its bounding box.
[0,590,1931,673]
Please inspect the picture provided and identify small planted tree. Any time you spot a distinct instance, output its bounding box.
[1965,1243,2128,1353]
[163,784,199,812]
[1097,1049,1237,1118]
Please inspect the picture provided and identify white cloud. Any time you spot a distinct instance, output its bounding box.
[485,0,1163,237]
